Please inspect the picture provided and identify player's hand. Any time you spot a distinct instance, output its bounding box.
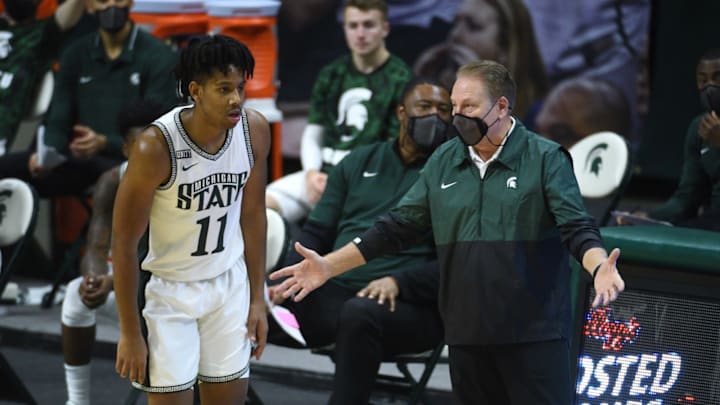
[116,332,147,385]
[247,300,268,360]
[592,248,625,308]
[699,111,720,148]
[357,276,399,312]
[79,274,113,309]
[269,242,332,302]
[305,170,328,205]
[69,125,107,159]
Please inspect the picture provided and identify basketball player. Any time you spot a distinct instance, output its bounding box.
[111,35,269,404]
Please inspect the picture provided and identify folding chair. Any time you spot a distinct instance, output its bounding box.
[568,131,632,226]
[0,178,39,405]
[265,208,291,274]
[0,178,39,299]
[393,343,448,405]
[311,341,447,405]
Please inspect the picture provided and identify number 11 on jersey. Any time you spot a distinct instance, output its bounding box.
[191,213,228,256]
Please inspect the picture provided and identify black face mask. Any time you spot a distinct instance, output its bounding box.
[451,100,499,146]
[97,6,130,33]
[4,0,38,22]
[406,114,450,152]
[700,84,720,114]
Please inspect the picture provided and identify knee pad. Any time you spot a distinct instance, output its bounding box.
[61,277,97,328]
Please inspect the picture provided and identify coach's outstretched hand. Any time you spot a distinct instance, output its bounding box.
[592,248,625,308]
[269,242,333,302]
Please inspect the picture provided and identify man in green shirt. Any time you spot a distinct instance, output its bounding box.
[272,61,626,404]
[269,76,451,405]
[0,0,85,153]
[266,0,412,223]
[642,49,720,231]
[0,0,178,197]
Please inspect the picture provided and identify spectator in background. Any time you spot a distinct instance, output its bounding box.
[269,76,450,405]
[266,0,412,223]
[61,99,168,405]
[535,76,631,149]
[0,0,178,197]
[413,0,549,120]
[522,0,651,140]
[626,50,720,231]
[277,0,460,102]
[0,0,85,155]
[359,0,462,67]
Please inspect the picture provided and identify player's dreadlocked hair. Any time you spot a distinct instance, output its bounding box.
[174,34,255,101]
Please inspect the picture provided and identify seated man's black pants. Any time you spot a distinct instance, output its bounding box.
[281,279,443,405]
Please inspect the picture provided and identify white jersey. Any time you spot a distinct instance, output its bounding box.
[142,106,254,281]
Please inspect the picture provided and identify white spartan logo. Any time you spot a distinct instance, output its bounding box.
[506,176,517,189]
[336,87,372,143]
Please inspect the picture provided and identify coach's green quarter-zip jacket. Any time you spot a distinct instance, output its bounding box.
[356,120,603,346]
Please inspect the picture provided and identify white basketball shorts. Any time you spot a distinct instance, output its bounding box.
[133,259,251,393]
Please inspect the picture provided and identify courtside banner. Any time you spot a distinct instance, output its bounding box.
[575,289,720,405]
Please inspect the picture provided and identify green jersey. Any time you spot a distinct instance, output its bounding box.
[649,115,720,222]
[309,140,435,290]
[307,54,412,171]
[0,17,63,147]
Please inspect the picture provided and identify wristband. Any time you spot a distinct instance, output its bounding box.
[592,263,602,280]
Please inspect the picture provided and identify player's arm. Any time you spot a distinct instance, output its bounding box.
[111,127,170,383]
[54,0,85,31]
[242,108,271,359]
[301,69,331,195]
[81,167,120,278]
[78,166,120,308]
[300,124,325,172]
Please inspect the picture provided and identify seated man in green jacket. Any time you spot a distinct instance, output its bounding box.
[0,0,178,197]
[269,76,452,405]
[634,49,720,231]
[0,0,85,153]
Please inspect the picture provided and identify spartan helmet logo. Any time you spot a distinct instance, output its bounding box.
[0,31,14,59]
[336,88,372,143]
[506,176,517,189]
[584,143,608,177]
[0,189,13,226]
